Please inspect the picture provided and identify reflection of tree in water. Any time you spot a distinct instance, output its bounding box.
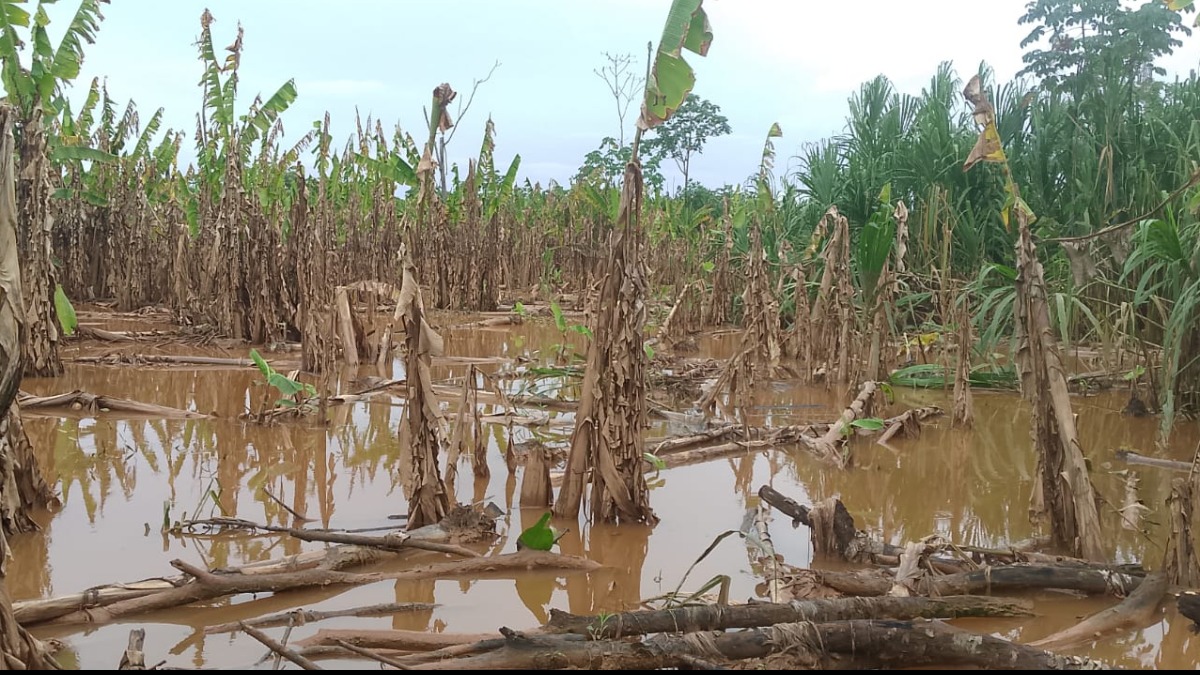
[24,417,138,524]
[335,400,403,494]
[392,578,435,631]
[773,388,1193,566]
[553,512,650,617]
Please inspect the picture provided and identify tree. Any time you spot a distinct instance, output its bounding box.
[594,52,643,149]
[644,94,730,193]
[574,136,665,191]
[1018,0,1190,98]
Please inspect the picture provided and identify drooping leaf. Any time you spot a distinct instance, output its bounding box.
[639,0,713,130]
[50,143,116,163]
[248,348,272,378]
[517,511,556,551]
[54,284,77,336]
[550,300,567,333]
[267,372,305,397]
[643,452,667,471]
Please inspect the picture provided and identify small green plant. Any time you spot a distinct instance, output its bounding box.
[589,612,615,640]
[250,348,317,410]
[547,300,592,362]
[1123,365,1147,381]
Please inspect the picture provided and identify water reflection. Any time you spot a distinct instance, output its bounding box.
[10,317,1200,668]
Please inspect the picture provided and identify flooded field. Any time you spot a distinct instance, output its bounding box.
[5,309,1198,669]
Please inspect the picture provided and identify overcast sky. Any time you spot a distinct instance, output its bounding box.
[45,0,1200,189]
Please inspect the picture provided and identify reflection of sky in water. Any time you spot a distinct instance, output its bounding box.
[11,316,1200,668]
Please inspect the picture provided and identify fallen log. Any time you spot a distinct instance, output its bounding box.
[17,390,209,419]
[1028,571,1168,650]
[296,628,496,652]
[756,486,967,573]
[450,315,521,329]
[204,602,437,634]
[417,620,1111,670]
[801,380,879,467]
[329,639,415,670]
[817,564,1144,598]
[70,353,263,368]
[543,595,1034,639]
[19,506,499,626]
[46,552,599,626]
[183,518,479,558]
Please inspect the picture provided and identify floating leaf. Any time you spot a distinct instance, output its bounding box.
[517,511,557,551]
[849,418,886,432]
[54,284,77,336]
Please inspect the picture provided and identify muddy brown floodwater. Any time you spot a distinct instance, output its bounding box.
[9,311,1200,669]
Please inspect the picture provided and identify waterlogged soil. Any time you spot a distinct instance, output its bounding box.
[11,309,1200,669]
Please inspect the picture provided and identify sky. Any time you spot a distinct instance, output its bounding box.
[35,0,1200,190]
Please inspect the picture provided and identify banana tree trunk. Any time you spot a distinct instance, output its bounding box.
[15,111,62,378]
[0,105,64,670]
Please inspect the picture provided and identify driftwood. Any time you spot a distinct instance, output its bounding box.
[329,639,415,670]
[20,507,505,626]
[184,518,480,558]
[17,390,209,419]
[296,628,496,651]
[415,620,1110,670]
[204,602,437,634]
[1028,571,1168,650]
[550,407,942,489]
[1114,448,1191,472]
[70,353,266,368]
[241,621,322,670]
[117,629,146,670]
[757,486,970,575]
[543,595,1034,639]
[802,380,879,467]
[46,552,598,626]
[817,564,1143,598]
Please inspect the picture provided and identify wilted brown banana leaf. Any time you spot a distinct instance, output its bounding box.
[554,161,656,525]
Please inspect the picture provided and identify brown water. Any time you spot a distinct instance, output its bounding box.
[12,314,1200,669]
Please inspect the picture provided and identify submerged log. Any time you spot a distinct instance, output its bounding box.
[17,389,209,419]
[1029,571,1168,651]
[47,551,599,626]
[1114,448,1191,473]
[204,602,437,634]
[296,628,495,652]
[543,595,1034,639]
[418,620,1110,670]
[802,380,879,467]
[70,353,264,368]
[18,506,499,626]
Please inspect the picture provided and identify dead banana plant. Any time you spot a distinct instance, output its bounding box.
[0,104,64,670]
[554,160,656,525]
[962,74,1104,561]
[396,251,451,530]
